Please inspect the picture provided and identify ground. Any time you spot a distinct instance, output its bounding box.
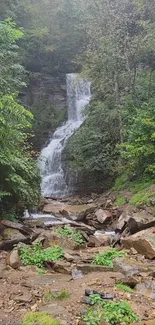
[1,248,155,325]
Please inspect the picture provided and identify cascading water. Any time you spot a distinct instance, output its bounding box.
[39,73,91,198]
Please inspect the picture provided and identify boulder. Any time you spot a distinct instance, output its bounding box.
[42,230,78,250]
[127,211,155,234]
[53,260,72,274]
[76,264,112,273]
[122,227,155,259]
[136,281,155,299]
[113,257,152,276]
[95,209,112,224]
[6,248,20,269]
[88,233,111,247]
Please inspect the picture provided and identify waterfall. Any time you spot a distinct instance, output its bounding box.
[39,73,91,198]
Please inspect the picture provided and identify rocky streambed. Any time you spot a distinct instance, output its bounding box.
[1,194,155,325]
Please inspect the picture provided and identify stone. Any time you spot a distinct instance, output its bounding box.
[64,252,74,262]
[71,268,84,280]
[14,293,32,303]
[113,257,152,276]
[88,233,111,247]
[2,228,26,242]
[127,211,155,234]
[77,264,112,274]
[53,260,72,274]
[136,281,155,299]
[122,227,155,259]
[95,209,112,224]
[116,276,139,288]
[43,230,78,250]
[6,248,20,269]
[39,303,66,316]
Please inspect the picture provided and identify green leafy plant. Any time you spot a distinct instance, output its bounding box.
[22,312,59,325]
[116,283,134,293]
[56,226,85,245]
[20,244,64,268]
[83,299,139,325]
[83,309,102,325]
[43,290,70,302]
[93,249,126,268]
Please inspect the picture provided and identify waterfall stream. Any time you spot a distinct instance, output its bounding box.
[39,73,91,198]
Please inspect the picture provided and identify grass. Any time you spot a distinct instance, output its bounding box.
[114,174,155,207]
[116,283,134,293]
[83,295,139,325]
[22,312,59,325]
[56,225,85,245]
[20,243,64,268]
[93,248,126,268]
[115,196,126,206]
[43,290,71,302]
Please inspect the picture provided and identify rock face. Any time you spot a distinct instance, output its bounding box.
[113,257,152,276]
[7,248,20,269]
[116,210,155,234]
[122,227,155,259]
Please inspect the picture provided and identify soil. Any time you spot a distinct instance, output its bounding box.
[1,248,155,325]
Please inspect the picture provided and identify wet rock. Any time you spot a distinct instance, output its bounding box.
[53,260,72,274]
[88,233,111,247]
[95,209,112,224]
[136,281,155,299]
[6,248,20,269]
[122,227,155,259]
[71,268,84,280]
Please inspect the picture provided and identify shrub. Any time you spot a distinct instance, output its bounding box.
[56,226,85,245]
[20,244,64,268]
[93,249,126,268]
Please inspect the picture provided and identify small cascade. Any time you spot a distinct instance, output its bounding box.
[39,73,91,198]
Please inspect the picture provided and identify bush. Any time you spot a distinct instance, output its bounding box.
[56,226,85,245]
[20,244,64,268]
[93,249,126,268]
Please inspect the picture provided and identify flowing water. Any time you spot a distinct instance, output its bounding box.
[39,74,91,198]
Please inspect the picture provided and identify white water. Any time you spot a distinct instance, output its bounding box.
[39,74,91,198]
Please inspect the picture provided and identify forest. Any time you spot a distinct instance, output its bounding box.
[1,0,155,217]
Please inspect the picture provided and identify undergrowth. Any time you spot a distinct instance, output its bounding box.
[115,196,126,206]
[93,249,126,268]
[56,226,85,245]
[116,283,134,293]
[43,290,70,302]
[83,295,139,325]
[22,312,59,325]
[20,243,64,268]
[114,175,155,207]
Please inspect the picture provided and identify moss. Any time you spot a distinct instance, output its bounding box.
[22,312,59,325]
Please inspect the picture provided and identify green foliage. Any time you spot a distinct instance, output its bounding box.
[22,312,59,325]
[66,101,120,185]
[115,197,126,206]
[0,95,40,215]
[20,244,64,268]
[56,226,85,245]
[43,290,70,302]
[116,283,134,293]
[93,249,126,268]
[83,298,139,325]
[0,19,25,95]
